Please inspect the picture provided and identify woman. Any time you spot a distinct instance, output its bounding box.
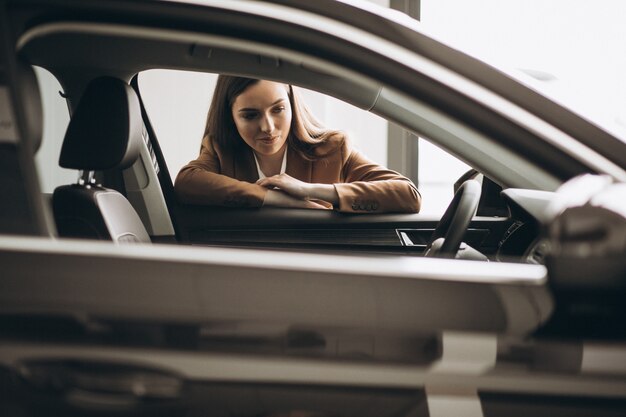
[175,75,421,213]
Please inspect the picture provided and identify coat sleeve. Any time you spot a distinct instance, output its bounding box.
[174,137,267,207]
[334,147,421,213]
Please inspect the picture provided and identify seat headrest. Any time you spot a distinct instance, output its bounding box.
[59,77,142,171]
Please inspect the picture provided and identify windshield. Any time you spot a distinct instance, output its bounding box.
[420,0,626,143]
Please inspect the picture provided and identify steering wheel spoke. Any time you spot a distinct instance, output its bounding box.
[425,179,481,258]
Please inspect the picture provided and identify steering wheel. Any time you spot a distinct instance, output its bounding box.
[425,179,481,258]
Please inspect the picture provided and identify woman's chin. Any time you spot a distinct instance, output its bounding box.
[254,141,286,156]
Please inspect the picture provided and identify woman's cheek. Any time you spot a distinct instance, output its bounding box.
[238,121,255,141]
[281,111,292,129]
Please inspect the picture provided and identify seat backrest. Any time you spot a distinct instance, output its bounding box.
[1,59,54,236]
[52,76,150,243]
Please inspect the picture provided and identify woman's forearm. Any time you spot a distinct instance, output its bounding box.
[307,183,339,205]
[264,189,330,209]
[257,174,339,205]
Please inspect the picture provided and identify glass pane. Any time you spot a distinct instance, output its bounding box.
[33,66,73,193]
[138,69,388,181]
[418,139,470,216]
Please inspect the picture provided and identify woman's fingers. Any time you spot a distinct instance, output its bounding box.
[257,174,290,186]
[257,174,309,199]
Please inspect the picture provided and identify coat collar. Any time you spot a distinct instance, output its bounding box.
[286,146,312,182]
[234,145,313,183]
[233,146,259,183]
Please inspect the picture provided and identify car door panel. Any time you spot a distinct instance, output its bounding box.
[175,205,512,256]
[177,205,426,250]
[0,235,551,338]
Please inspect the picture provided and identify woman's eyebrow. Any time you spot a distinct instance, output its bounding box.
[237,98,286,112]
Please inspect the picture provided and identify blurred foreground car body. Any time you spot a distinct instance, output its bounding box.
[0,0,625,416]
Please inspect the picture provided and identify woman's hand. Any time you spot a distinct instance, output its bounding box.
[257,174,311,200]
[263,189,330,209]
[257,174,339,205]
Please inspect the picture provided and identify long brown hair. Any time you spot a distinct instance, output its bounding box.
[203,75,344,160]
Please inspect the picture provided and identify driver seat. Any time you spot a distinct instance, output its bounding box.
[52,76,150,243]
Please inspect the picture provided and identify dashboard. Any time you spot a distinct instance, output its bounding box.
[498,189,556,264]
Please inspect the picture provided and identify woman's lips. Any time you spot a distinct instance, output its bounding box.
[258,136,278,144]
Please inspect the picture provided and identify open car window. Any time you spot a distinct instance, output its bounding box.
[135,70,507,258]
[137,69,469,216]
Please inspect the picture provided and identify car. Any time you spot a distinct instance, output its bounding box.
[1,0,625,416]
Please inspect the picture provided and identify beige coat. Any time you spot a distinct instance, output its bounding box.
[175,136,421,213]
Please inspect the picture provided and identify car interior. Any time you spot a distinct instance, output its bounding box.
[14,19,573,264]
[52,76,152,243]
[2,2,626,416]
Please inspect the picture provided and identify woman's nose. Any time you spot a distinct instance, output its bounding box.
[259,113,274,133]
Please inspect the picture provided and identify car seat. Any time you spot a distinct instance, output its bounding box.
[0,60,53,236]
[52,76,150,243]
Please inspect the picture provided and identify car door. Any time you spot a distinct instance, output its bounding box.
[132,71,512,256]
[17,0,611,259]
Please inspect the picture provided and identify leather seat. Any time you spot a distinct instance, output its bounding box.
[52,76,150,243]
[0,60,51,236]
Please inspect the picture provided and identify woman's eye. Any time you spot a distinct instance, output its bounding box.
[241,112,257,120]
[272,106,285,113]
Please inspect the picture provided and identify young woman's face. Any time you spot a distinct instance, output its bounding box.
[231,80,292,157]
